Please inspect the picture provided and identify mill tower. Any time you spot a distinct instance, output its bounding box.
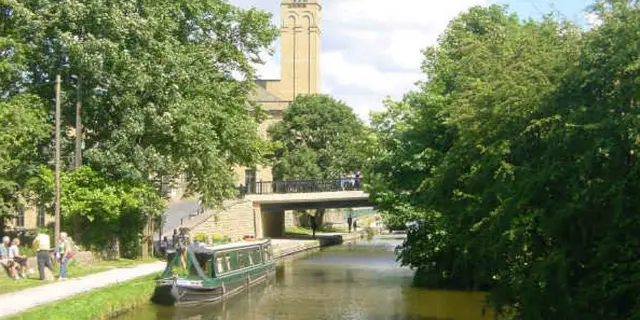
[279,0,321,100]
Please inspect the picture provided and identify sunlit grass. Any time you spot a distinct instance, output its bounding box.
[6,273,159,320]
[0,258,160,295]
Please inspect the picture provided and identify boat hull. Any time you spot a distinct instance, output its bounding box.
[152,268,275,306]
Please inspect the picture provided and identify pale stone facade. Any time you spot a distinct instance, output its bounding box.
[235,0,322,187]
[4,202,55,231]
[189,200,257,241]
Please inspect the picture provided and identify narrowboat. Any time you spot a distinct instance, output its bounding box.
[152,239,275,306]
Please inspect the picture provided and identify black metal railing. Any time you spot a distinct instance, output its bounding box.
[240,178,362,195]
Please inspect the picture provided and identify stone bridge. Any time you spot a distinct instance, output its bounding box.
[162,179,372,240]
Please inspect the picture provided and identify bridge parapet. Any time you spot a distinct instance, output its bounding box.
[240,178,362,196]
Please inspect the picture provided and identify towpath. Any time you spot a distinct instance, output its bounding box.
[0,262,165,318]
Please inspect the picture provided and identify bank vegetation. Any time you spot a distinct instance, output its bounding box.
[366,1,640,319]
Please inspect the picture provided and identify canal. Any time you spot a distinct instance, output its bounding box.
[116,239,493,320]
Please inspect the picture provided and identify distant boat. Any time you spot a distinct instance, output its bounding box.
[152,239,275,306]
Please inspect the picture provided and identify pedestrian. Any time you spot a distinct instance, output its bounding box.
[310,215,317,238]
[160,236,168,256]
[354,171,361,189]
[172,229,178,248]
[347,216,353,233]
[353,219,358,231]
[1,236,17,279]
[57,232,72,281]
[32,232,53,281]
[10,238,29,279]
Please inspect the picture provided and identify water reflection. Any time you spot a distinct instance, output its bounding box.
[116,239,493,320]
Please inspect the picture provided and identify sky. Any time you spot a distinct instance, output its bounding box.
[230,0,597,122]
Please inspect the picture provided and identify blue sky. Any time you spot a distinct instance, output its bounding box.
[230,0,597,122]
[500,0,596,25]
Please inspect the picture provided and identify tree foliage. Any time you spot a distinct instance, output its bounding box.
[367,1,640,319]
[34,166,164,257]
[1,0,278,256]
[2,0,278,205]
[269,94,371,180]
[0,94,50,228]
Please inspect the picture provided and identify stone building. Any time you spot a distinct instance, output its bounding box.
[234,0,322,188]
[4,204,55,231]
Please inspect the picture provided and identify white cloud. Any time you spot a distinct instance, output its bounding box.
[231,0,489,122]
[584,11,603,29]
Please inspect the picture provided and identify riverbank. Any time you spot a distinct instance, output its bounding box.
[0,262,165,318]
[273,231,368,258]
[5,274,158,320]
[2,232,368,319]
[0,258,159,295]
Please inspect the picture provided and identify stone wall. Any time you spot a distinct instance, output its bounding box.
[190,200,256,241]
[284,209,346,228]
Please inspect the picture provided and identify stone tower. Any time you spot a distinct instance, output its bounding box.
[279,0,321,100]
[234,0,323,187]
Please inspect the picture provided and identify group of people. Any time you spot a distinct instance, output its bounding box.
[0,232,75,281]
[0,236,30,280]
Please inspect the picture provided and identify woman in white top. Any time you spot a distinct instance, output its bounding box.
[9,238,29,279]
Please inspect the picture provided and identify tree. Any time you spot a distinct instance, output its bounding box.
[1,0,278,256]
[2,0,278,206]
[269,94,371,180]
[268,94,371,225]
[0,94,50,231]
[33,166,164,258]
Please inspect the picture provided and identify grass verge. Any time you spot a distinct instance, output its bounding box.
[6,273,159,320]
[0,258,160,295]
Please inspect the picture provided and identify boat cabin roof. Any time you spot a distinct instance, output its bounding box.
[188,239,271,255]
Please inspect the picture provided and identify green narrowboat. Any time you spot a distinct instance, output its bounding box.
[152,239,275,306]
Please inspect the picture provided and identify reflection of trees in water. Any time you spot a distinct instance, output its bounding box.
[171,278,276,320]
[275,264,286,282]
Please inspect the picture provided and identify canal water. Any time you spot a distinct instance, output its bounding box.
[117,239,493,320]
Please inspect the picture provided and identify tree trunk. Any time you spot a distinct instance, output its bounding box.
[105,237,120,260]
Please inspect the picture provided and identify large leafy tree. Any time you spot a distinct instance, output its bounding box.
[1,0,278,255]
[2,0,278,205]
[367,1,640,319]
[269,94,371,180]
[0,95,50,230]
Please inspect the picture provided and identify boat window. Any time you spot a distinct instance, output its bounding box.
[225,255,232,271]
[238,251,246,269]
[254,248,263,264]
[189,261,199,276]
[216,256,226,274]
[193,254,210,276]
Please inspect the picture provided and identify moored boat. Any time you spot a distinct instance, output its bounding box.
[152,238,275,306]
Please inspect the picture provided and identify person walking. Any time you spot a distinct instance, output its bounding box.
[172,229,178,249]
[32,232,53,280]
[310,215,317,239]
[347,216,353,233]
[160,236,169,256]
[353,218,358,232]
[58,232,72,281]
